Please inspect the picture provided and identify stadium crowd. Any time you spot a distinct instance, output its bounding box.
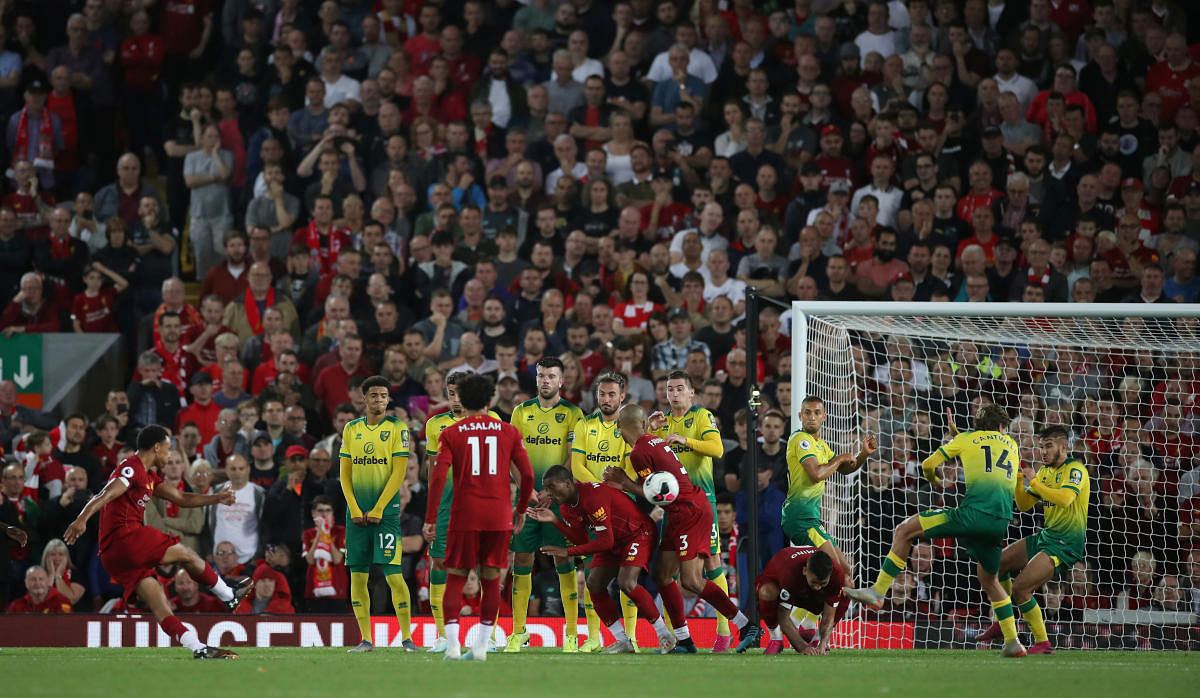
[0,0,1199,649]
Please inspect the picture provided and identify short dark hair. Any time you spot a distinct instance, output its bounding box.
[666,369,690,383]
[974,403,1010,432]
[136,424,170,451]
[802,395,824,407]
[1038,425,1071,442]
[311,495,333,511]
[542,465,572,485]
[536,356,564,372]
[361,375,390,393]
[64,412,88,427]
[809,549,834,580]
[455,373,496,411]
[595,371,626,392]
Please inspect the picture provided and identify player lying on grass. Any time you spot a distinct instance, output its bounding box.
[976,425,1089,655]
[64,424,252,659]
[741,547,845,655]
[528,465,677,654]
[425,372,534,661]
[843,404,1028,658]
[605,404,751,653]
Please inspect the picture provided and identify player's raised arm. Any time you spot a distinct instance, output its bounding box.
[837,434,879,475]
[63,476,129,544]
[921,433,962,487]
[685,427,724,458]
[1024,469,1080,508]
[154,481,234,508]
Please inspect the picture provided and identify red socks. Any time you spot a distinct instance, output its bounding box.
[700,580,740,619]
[625,585,660,623]
[161,614,187,642]
[443,572,467,627]
[479,576,501,625]
[588,587,620,626]
[758,598,780,630]
[660,581,687,629]
[192,564,219,588]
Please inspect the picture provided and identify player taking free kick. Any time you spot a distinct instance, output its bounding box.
[749,547,845,655]
[64,424,252,659]
[529,465,677,654]
[425,373,534,661]
[843,404,1027,657]
[341,375,417,653]
[976,425,1090,654]
[605,404,751,653]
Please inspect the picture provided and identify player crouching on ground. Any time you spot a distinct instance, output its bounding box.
[64,424,253,659]
[745,547,845,655]
[528,465,677,654]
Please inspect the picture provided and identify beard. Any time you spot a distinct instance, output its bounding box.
[599,402,617,416]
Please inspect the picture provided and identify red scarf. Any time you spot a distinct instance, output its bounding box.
[49,234,71,260]
[165,479,185,517]
[154,337,185,389]
[1027,266,1051,287]
[306,221,345,274]
[5,493,25,519]
[244,286,275,335]
[13,107,54,169]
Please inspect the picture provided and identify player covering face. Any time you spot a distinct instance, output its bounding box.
[530,466,677,654]
[605,404,752,653]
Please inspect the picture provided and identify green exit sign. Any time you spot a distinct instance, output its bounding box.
[0,334,42,394]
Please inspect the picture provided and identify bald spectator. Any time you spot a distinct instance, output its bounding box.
[93,153,162,227]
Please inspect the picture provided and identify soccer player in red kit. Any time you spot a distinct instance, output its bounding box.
[528,465,677,654]
[64,425,253,659]
[739,547,845,655]
[605,404,751,653]
[424,373,534,661]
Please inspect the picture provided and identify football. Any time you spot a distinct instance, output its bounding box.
[642,471,679,505]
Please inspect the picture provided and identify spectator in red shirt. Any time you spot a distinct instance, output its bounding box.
[1026,64,1098,133]
[855,227,909,298]
[160,0,213,81]
[1,271,62,335]
[200,231,250,303]
[956,161,1004,224]
[119,11,164,164]
[176,371,221,443]
[405,3,443,75]
[6,565,72,613]
[170,567,226,613]
[1146,33,1200,122]
[302,495,348,612]
[235,562,296,615]
[71,264,122,333]
[313,334,371,419]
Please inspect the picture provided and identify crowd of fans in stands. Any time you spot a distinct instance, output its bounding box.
[0,0,1198,647]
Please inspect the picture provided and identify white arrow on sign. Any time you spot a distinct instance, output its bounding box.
[13,355,34,389]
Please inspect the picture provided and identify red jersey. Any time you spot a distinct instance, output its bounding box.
[119,35,165,91]
[405,34,443,73]
[426,415,533,531]
[1145,59,1200,122]
[171,592,225,613]
[302,524,349,598]
[759,546,845,614]
[956,189,1003,226]
[6,588,73,613]
[553,481,655,556]
[161,0,211,56]
[71,288,119,333]
[98,454,161,553]
[628,433,706,511]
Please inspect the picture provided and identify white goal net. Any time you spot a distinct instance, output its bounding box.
[789,302,1200,651]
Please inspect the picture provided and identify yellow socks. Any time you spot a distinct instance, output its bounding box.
[993,598,1018,642]
[620,592,638,640]
[583,584,601,641]
[1018,598,1048,643]
[385,573,412,641]
[512,566,533,635]
[350,572,372,644]
[873,551,907,596]
[430,569,447,638]
[558,564,579,639]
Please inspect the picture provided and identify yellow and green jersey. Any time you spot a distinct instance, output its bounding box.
[927,430,1019,520]
[1028,457,1089,548]
[341,416,409,511]
[652,405,721,497]
[511,397,583,488]
[573,412,634,482]
[783,430,837,522]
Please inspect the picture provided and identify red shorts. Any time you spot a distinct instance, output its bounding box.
[100,526,178,603]
[444,529,511,570]
[591,530,656,570]
[659,500,713,562]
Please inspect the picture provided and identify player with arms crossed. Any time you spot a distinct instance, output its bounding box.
[976,424,1089,654]
[341,375,417,652]
[528,466,677,654]
[648,370,735,652]
[571,371,639,650]
[422,371,501,651]
[747,547,846,655]
[64,425,252,659]
[606,404,751,653]
[844,404,1027,657]
[425,373,534,661]
[507,357,585,652]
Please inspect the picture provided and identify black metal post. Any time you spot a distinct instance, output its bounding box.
[743,286,761,628]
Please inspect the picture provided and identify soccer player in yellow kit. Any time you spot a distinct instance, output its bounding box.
[844,404,1028,657]
[976,424,1089,654]
[422,371,500,652]
[571,371,638,651]
[341,376,416,652]
[506,357,585,652]
[648,370,734,651]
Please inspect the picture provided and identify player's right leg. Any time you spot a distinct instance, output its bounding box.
[1010,552,1058,654]
[585,566,630,653]
[978,565,1026,658]
[844,513,927,610]
[161,543,251,611]
[751,580,784,655]
[427,485,454,651]
[441,563,471,660]
[978,538,1030,645]
[137,576,236,659]
[615,563,674,653]
[507,550,536,651]
[652,550,695,651]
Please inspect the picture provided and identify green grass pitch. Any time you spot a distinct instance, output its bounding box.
[3,648,1198,697]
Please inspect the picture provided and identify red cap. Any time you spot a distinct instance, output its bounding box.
[285,445,309,460]
[891,272,914,284]
[821,124,842,137]
[1120,177,1143,190]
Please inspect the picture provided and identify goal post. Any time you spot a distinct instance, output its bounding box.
[788,301,1200,651]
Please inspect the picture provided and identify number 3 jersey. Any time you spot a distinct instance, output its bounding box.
[426,415,533,532]
[930,430,1020,520]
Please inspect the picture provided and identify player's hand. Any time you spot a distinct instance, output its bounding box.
[666,433,687,446]
[352,515,368,527]
[861,435,878,457]
[422,523,436,541]
[62,521,84,545]
[1021,464,1037,483]
[527,490,541,508]
[602,466,625,484]
[513,513,526,534]
[944,408,958,437]
[801,642,827,655]
[216,489,237,505]
[539,545,568,557]
[365,515,381,525]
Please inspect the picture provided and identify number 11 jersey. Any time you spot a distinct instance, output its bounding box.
[430,415,531,532]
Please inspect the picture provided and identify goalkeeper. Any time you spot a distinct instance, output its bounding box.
[976,425,1088,655]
